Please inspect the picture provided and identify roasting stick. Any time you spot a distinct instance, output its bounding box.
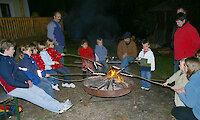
[120,72,171,88]
[112,65,166,82]
[63,54,103,67]
[50,76,85,82]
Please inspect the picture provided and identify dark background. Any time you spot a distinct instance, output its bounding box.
[28,0,200,46]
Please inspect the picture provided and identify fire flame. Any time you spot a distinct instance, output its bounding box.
[107,68,124,83]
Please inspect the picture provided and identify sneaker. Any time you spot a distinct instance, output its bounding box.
[62,83,71,88]
[144,88,150,91]
[69,83,76,88]
[59,99,73,113]
[52,84,60,91]
[141,87,145,90]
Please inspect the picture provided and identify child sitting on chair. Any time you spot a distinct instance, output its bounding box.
[46,39,75,88]
[34,42,61,91]
[0,39,72,113]
[19,44,55,98]
[78,40,95,78]
[94,38,109,73]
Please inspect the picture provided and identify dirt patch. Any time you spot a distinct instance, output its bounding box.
[9,64,174,120]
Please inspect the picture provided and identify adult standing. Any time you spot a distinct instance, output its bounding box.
[47,11,65,63]
[174,13,200,63]
[172,8,187,73]
[117,32,137,72]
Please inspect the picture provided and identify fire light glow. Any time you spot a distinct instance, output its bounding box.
[106,68,124,83]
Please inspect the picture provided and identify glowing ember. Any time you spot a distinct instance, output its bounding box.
[106,68,124,83]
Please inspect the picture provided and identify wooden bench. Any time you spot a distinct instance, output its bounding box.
[0,91,20,120]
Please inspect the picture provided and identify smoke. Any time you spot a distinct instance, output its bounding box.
[64,0,120,46]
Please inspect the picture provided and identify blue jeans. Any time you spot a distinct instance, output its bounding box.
[174,60,180,73]
[120,57,134,72]
[54,44,64,64]
[45,70,60,85]
[141,71,151,88]
[55,66,71,84]
[36,78,55,98]
[97,60,109,73]
[8,85,64,113]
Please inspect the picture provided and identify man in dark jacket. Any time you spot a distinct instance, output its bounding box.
[47,11,65,63]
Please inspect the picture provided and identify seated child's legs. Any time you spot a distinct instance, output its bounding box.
[55,66,71,84]
[98,60,109,73]
[45,70,59,85]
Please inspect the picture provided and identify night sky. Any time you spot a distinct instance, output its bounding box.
[28,0,200,45]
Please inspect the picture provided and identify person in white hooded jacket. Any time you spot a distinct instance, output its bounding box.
[136,39,155,91]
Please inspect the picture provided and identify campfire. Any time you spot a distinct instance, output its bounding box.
[84,68,130,91]
[82,67,136,106]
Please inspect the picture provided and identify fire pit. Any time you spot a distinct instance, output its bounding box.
[82,69,136,106]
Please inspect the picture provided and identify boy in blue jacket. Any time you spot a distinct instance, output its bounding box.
[95,38,109,73]
[19,44,55,98]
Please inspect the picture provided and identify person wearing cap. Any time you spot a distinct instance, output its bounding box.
[117,32,137,72]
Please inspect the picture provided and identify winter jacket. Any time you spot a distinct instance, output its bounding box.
[179,70,200,119]
[138,48,155,71]
[95,45,107,61]
[117,40,137,60]
[40,51,56,70]
[47,20,65,46]
[79,46,95,60]
[0,53,29,93]
[31,54,45,71]
[47,48,63,70]
[19,55,46,85]
[166,70,188,106]
[78,46,94,71]
[174,21,200,61]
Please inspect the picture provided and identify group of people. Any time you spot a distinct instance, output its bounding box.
[0,9,200,119]
[162,8,200,120]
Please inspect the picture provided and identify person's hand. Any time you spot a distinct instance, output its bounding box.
[162,81,169,87]
[123,53,127,59]
[27,80,33,88]
[174,89,185,94]
[56,43,59,45]
[45,74,51,78]
[135,57,139,61]
[61,53,65,56]
[55,61,60,64]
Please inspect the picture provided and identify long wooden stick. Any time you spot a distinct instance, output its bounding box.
[63,54,103,67]
[120,72,171,88]
[50,73,93,76]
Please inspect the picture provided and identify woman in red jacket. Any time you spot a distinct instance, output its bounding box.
[174,13,200,61]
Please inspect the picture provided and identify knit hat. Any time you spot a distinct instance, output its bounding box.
[121,32,131,39]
